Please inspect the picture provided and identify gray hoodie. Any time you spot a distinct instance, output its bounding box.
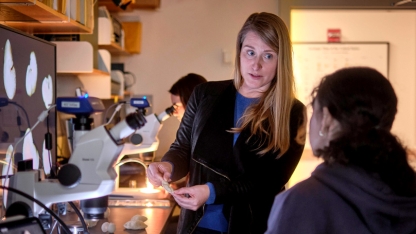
[265,163,416,234]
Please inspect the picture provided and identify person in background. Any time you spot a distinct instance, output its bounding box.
[265,67,416,234]
[165,73,207,234]
[166,73,207,189]
[169,73,207,122]
[147,12,307,234]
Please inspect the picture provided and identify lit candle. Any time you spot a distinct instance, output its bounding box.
[138,178,160,194]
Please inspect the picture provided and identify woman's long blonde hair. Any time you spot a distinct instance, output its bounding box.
[233,12,295,157]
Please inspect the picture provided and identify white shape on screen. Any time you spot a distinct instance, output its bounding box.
[26,51,38,96]
[23,128,39,169]
[42,75,53,109]
[4,39,16,100]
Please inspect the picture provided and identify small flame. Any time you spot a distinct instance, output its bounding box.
[145,201,154,207]
[146,178,154,189]
[138,178,160,194]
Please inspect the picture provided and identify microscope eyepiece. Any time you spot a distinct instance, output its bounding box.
[156,105,175,122]
[165,105,176,116]
[126,112,147,130]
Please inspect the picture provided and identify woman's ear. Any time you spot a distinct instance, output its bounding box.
[321,107,332,128]
[321,107,341,140]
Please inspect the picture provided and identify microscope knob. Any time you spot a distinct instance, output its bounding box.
[58,163,81,188]
[130,133,143,145]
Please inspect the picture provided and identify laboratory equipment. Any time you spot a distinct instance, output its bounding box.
[0,23,56,173]
[113,98,174,195]
[0,216,46,234]
[5,96,147,217]
[121,97,175,158]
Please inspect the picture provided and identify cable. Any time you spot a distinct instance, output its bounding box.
[68,201,90,234]
[103,103,117,124]
[49,219,58,234]
[16,110,23,134]
[104,101,126,124]
[0,185,72,234]
[103,103,118,124]
[45,113,53,175]
[107,103,125,124]
[47,149,52,176]
[6,105,56,190]
[9,101,31,128]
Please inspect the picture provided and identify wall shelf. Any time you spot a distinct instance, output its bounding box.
[57,72,112,99]
[0,0,33,3]
[0,0,92,34]
[111,91,132,102]
[99,0,134,12]
[98,17,130,56]
[99,0,160,12]
[57,69,110,77]
[99,42,130,56]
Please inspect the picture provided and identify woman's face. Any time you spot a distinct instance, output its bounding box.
[170,94,185,121]
[239,31,278,98]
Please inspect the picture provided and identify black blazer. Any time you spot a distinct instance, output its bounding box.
[163,80,306,234]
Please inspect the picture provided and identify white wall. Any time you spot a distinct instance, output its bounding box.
[113,0,279,159]
[291,9,416,149]
[288,9,416,187]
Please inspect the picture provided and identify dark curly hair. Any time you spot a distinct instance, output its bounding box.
[312,67,416,196]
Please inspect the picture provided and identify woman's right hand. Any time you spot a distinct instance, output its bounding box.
[147,162,173,187]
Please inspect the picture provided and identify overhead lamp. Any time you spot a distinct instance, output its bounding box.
[392,0,416,6]
[112,0,133,10]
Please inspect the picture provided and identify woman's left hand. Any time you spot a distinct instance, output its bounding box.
[171,184,210,211]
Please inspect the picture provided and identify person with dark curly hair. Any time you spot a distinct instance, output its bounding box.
[265,67,416,234]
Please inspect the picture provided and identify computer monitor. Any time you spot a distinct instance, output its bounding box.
[0,24,56,177]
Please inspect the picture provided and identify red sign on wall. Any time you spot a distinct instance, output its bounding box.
[327,29,341,43]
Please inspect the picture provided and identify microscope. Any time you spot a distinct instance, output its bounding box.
[113,98,175,195]
[120,97,175,162]
[4,96,147,220]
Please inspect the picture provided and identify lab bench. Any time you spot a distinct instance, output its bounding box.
[0,197,175,234]
[59,200,175,234]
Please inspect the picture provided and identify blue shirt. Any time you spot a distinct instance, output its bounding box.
[198,92,258,232]
[233,92,258,144]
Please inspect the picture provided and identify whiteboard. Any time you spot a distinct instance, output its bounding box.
[292,42,389,106]
[292,42,389,150]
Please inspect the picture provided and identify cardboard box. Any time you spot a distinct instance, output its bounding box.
[122,22,142,54]
[133,0,160,9]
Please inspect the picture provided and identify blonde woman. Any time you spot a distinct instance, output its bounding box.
[148,12,306,234]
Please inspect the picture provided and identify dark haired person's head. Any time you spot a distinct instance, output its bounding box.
[311,67,397,146]
[169,73,207,121]
[309,66,416,196]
